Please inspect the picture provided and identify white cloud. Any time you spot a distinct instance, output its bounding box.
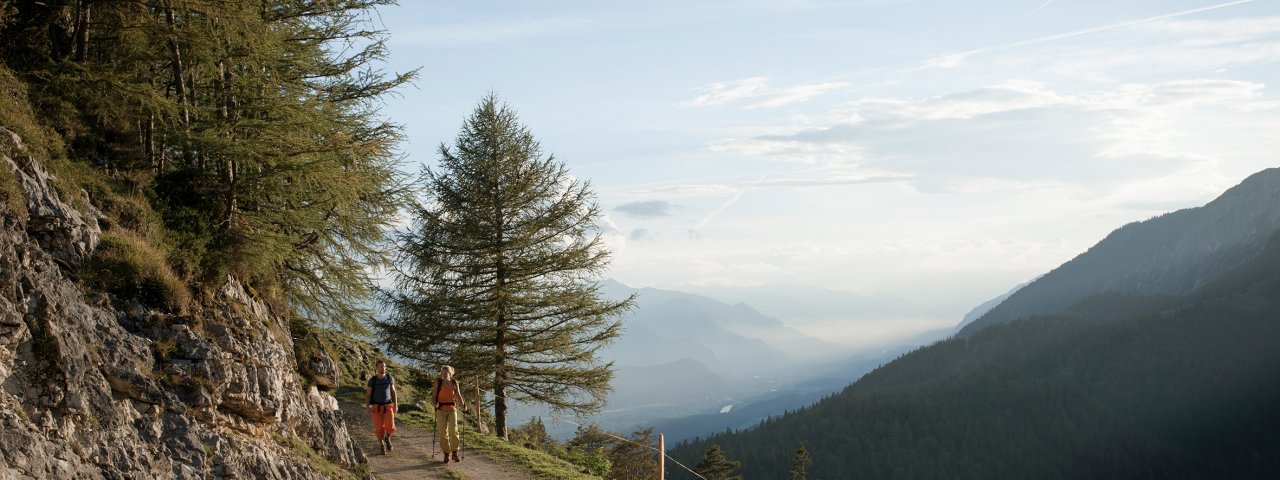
[1138,16,1280,47]
[708,137,863,164]
[679,77,770,108]
[681,77,850,109]
[911,0,1259,71]
[596,214,627,256]
[634,184,737,198]
[746,82,851,109]
[698,79,1278,200]
[853,79,1076,120]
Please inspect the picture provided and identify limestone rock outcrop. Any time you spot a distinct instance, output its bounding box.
[0,130,366,479]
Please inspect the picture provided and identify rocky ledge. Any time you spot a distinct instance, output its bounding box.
[0,128,366,479]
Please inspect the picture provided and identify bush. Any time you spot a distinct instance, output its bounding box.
[82,230,191,313]
[556,444,612,477]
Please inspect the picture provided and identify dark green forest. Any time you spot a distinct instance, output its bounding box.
[0,0,412,330]
[671,230,1280,479]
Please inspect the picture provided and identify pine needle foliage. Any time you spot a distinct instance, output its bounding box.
[790,442,811,480]
[695,445,743,480]
[377,94,634,438]
[0,0,415,332]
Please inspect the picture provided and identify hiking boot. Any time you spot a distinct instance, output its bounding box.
[441,452,449,463]
[452,451,461,462]
[378,440,386,455]
[383,436,392,453]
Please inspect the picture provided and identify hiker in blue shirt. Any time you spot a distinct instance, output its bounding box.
[364,360,398,454]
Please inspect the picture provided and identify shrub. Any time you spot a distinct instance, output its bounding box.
[82,230,191,313]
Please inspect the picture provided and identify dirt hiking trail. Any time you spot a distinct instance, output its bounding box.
[340,402,534,480]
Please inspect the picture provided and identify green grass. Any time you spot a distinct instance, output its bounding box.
[397,409,601,480]
[0,66,66,165]
[81,230,191,313]
[272,433,365,480]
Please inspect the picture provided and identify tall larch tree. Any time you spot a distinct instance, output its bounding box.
[0,0,415,331]
[791,442,812,480]
[378,94,634,438]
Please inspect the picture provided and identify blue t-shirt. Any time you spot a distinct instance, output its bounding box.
[368,374,394,404]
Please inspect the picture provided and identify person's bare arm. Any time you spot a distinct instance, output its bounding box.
[390,382,398,408]
[364,383,371,408]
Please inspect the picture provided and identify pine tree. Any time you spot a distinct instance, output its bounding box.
[695,445,743,480]
[791,442,812,480]
[377,94,634,438]
[609,427,660,480]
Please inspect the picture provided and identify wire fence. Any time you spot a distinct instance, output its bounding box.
[466,386,711,480]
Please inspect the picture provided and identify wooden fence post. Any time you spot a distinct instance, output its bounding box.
[659,432,665,480]
[474,379,488,433]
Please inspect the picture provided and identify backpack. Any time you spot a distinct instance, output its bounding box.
[435,378,461,408]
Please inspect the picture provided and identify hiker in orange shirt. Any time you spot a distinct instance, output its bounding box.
[433,365,465,463]
[364,360,398,455]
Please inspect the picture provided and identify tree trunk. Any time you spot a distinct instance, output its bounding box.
[493,179,510,439]
[494,311,508,439]
[73,0,91,62]
[144,112,158,173]
[218,60,236,228]
[164,1,194,167]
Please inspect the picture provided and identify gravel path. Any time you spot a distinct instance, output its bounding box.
[340,402,532,480]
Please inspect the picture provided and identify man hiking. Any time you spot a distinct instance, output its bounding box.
[433,365,465,463]
[364,360,397,455]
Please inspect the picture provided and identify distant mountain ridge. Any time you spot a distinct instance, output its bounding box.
[669,218,1280,480]
[962,167,1280,335]
[679,283,920,324]
[599,280,847,377]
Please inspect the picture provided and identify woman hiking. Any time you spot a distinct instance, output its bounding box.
[433,365,465,463]
[364,360,398,455]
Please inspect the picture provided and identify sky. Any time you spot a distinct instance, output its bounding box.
[369,0,1280,335]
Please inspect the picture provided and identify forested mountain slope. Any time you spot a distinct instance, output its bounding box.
[670,228,1280,480]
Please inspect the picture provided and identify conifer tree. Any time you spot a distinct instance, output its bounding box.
[791,442,812,480]
[695,445,744,480]
[378,94,634,438]
[0,0,415,331]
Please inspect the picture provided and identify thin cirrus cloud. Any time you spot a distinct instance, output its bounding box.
[632,184,737,198]
[705,78,1275,199]
[614,200,676,218]
[680,77,850,109]
[916,0,1256,70]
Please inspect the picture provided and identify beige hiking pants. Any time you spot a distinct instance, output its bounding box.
[435,409,460,453]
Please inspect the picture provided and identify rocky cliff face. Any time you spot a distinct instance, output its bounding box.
[0,130,365,478]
